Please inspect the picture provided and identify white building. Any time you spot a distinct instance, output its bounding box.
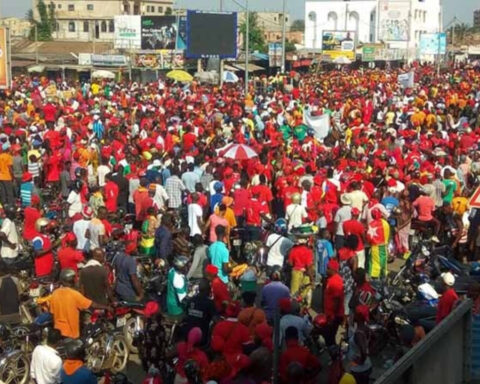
[305,0,442,59]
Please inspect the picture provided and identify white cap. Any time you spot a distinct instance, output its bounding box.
[441,272,455,287]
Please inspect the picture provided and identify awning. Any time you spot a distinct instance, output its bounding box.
[224,64,239,72]
[232,63,265,72]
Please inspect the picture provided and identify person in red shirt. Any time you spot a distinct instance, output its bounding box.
[245,191,269,241]
[58,232,84,273]
[32,219,55,277]
[280,326,321,382]
[249,174,273,211]
[288,238,315,296]
[436,272,459,324]
[133,178,153,228]
[43,101,57,124]
[233,179,250,225]
[342,207,366,269]
[182,125,197,152]
[205,264,231,313]
[323,259,344,346]
[104,173,119,213]
[23,195,42,241]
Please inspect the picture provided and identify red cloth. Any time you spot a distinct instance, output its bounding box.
[23,207,41,241]
[211,320,251,356]
[43,103,57,123]
[245,198,268,226]
[249,184,273,204]
[58,247,84,272]
[436,288,458,324]
[233,188,249,216]
[175,343,209,379]
[133,188,152,222]
[212,276,231,312]
[280,339,321,381]
[324,273,344,321]
[288,245,313,271]
[182,132,197,151]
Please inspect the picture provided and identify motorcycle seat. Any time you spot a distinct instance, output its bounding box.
[118,301,145,309]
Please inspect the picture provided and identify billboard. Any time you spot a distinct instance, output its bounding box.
[362,44,385,62]
[176,16,187,50]
[268,43,282,67]
[420,33,447,55]
[186,11,237,59]
[378,0,409,41]
[114,15,141,49]
[0,28,10,89]
[134,51,184,69]
[321,31,356,60]
[141,16,177,50]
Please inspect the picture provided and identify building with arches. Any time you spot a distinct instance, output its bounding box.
[305,0,442,59]
[32,0,173,42]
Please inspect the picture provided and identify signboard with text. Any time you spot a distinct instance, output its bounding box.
[378,0,410,41]
[268,43,282,67]
[420,33,447,55]
[321,30,356,60]
[114,15,141,49]
[134,51,184,69]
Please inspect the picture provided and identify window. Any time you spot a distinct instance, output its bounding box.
[101,21,107,33]
[83,21,89,32]
[55,22,59,31]
[68,4,74,11]
[68,21,75,32]
[57,4,61,9]
[109,20,114,32]
[87,4,94,11]
[274,17,277,21]
[124,4,129,13]
[158,6,163,13]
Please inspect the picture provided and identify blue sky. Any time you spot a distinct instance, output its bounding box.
[2,0,477,25]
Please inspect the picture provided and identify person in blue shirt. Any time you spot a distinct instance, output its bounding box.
[316,229,334,282]
[381,191,400,227]
[61,339,96,384]
[210,181,224,213]
[208,225,231,284]
[20,172,34,207]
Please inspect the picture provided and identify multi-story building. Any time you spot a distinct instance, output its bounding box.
[32,0,174,41]
[305,0,442,59]
[0,18,32,38]
[237,12,292,43]
[474,9,480,29]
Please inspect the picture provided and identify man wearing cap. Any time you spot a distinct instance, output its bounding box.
[205,264,231,313]
[323,259,344,346]
[288,237,315,297]
[58,233,84,273]
[436,272,458,324]
[334,194,353,251]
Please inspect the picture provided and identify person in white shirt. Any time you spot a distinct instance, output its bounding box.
[0,206,20,260]
[266,219,294,268]
[30,328,62,384]
[73,206,93,251]
[96,160,111,187]
[334,194,353,250]
[67,182,83,219]
[188,193,204,237]
[152,183,169,211]
[347,181,369,211]
[286,193,308,231]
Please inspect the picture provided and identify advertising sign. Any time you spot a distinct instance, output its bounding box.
[114,15,141,49]
[321,31,356,60]
[362,44,385,62]
[378,0,409,41]
[176,16,187,50]
[268,43,282,67]
[134,51,184,69]
[0,28,10,89]
[141,16,177,50]
[420,33,447,55]
[186,11,237,59]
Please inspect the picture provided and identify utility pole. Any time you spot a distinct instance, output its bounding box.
[220,0,223,11]
[281,0,287,73]
[245,0,249,95]
[35,24,39,64]
[345,2,349,31]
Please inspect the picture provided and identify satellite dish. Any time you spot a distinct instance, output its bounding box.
[308,11,317,22]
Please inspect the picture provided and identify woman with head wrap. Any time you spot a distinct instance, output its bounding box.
[174,327,209,384]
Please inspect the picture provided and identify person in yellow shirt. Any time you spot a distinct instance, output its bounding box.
[215,196,237,229]
[0,146,14,205]
[91,82,100,96]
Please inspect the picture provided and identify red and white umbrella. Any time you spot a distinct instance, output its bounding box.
[221,144,258,160]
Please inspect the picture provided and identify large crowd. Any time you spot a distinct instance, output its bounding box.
[0,62,479,384]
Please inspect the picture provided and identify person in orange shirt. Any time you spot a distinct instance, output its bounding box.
[0,146,15,205]
[49,269,110,339]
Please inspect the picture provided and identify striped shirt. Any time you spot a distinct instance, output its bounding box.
[165,176,185,209]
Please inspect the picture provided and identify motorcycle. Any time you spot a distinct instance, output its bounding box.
[113,301,146,354]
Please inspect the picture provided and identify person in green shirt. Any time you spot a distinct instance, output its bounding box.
[279,124,292,141]
[293,124,308,142]
[166,255,188,317]
[442,169,457,204]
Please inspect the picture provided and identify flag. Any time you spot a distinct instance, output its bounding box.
[303,107,331,140]
[398,71,414,88]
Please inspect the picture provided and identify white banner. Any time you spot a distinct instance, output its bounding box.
[304,108,331,140]
[378,0,410,42]
[398,71,414,88]
[114,15,141,49]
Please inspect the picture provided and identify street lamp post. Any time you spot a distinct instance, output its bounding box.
[245,0,249,95]
[281,0,287,73]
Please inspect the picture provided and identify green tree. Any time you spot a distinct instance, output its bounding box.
[290,19,305,32]
[239,12,267,53]
[285,40,296,52]
[28,0,55,41]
